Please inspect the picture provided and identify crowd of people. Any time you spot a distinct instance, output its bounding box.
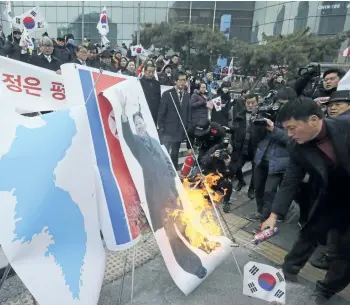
[2,26,350,305]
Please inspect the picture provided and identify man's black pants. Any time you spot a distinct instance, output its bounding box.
[163,141,182,170]
[218,179,233,202]
[235,156,255,190]
[254,161,283,218]
[283,221,350,298]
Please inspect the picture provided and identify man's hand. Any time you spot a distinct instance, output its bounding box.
[265,118,274,131]
[187,149,194,156]
[212,150,220,158]
[261,214,277,231]
[56,70,62,75]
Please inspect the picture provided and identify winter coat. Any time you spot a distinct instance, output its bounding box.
[28,53,62,72]
[254,126,290,174]
[3,38,29,62]
[53,45,72,64]
[189,93,208,127]
[140,77,161,125]
[158,87,191,142]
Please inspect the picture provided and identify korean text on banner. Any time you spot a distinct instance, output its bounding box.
[102,78,232,295]
[0,106,105,305]
[61,63,141,251]
[0,57,80,113]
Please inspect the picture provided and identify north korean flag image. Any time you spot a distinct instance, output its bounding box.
[78,69,141,251]
[243,261,286,304]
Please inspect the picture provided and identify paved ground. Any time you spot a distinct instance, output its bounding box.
[98,248,349,305]
[1,171,350,305]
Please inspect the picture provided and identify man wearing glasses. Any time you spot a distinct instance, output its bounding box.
[28,37,62,75]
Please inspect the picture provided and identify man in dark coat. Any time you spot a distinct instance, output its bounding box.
[53,37,72,64]
[158,72,191,169]
[231,93,259,199]
[119,96,207,279]
[139,63,161,125]
[28,37,62,73]
[261,97,350,305]
[3,29,29,62]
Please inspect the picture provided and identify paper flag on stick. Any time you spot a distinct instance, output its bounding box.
[243,261,286,304]
[337,69,350,91]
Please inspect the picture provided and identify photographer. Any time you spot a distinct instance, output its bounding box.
[188,118,226,164]
[295,63,345,101]
[245,88,294,222]
[201,138,234,213]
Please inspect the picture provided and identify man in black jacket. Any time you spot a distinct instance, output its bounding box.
[53,37,72,64]
[28,37,62,74]
[261,97,350,305]
[158,72,191,169]
[140,63,161,125]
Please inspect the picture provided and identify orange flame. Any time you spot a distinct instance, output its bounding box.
[167,173,227,253]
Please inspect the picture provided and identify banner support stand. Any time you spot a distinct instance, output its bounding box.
[117,252,129,305]
[130,245,136,305]
[0,264,12,291]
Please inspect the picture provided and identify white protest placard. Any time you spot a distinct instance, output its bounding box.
[0,57,81,113]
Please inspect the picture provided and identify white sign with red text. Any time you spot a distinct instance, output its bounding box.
[0,57,80,113]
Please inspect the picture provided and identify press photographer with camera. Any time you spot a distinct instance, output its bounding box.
[187,118,226,164]
[294,63,345,102]
[201,137,235,213]
[244,89,294,222]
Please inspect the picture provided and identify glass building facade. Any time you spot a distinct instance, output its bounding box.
[251,1,350,43]
[0,1,254,45]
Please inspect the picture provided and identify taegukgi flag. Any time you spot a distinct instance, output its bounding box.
[243,261,286,304]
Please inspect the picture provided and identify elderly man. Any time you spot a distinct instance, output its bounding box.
[28,37,62,74]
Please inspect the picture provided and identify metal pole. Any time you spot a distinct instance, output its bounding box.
[166,1,169,23]
[81,1,85,43]
[130,246,136,305]
[136,1,141,68]
[212,1,217,31]
[189,1,192,23]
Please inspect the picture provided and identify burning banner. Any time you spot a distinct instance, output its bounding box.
[101,78,232,295]
[61,64,142,251]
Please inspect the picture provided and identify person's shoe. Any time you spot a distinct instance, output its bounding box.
[223,202,230,214]
[195,266,207,279]
[245,212,263,222]
[282,270,298,282]
[306,293,329,305]
[310,253,330,270]
[235,180,246,191]
[247,188,255,199]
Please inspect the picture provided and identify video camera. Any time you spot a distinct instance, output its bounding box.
[298,63,321,77]
[253,90,281,124]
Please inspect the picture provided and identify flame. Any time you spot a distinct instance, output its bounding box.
[167,173,227,253]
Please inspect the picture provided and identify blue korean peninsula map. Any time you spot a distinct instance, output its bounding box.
[0,111,86,299]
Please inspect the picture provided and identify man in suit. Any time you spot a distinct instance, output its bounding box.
[28,37,62,74]
[261,97,350,304]
[119,95,207,279]
[158,71,191,169]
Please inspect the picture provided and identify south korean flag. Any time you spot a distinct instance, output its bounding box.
[243,262,286,304]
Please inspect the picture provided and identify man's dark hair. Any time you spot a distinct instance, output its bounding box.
[277,96,324,122]
[175,71,187,81]
[132,111,144,123]
[323,68,346,80]
[244,93,258,102]
[275,87,297,101]
[144,62,155,71]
